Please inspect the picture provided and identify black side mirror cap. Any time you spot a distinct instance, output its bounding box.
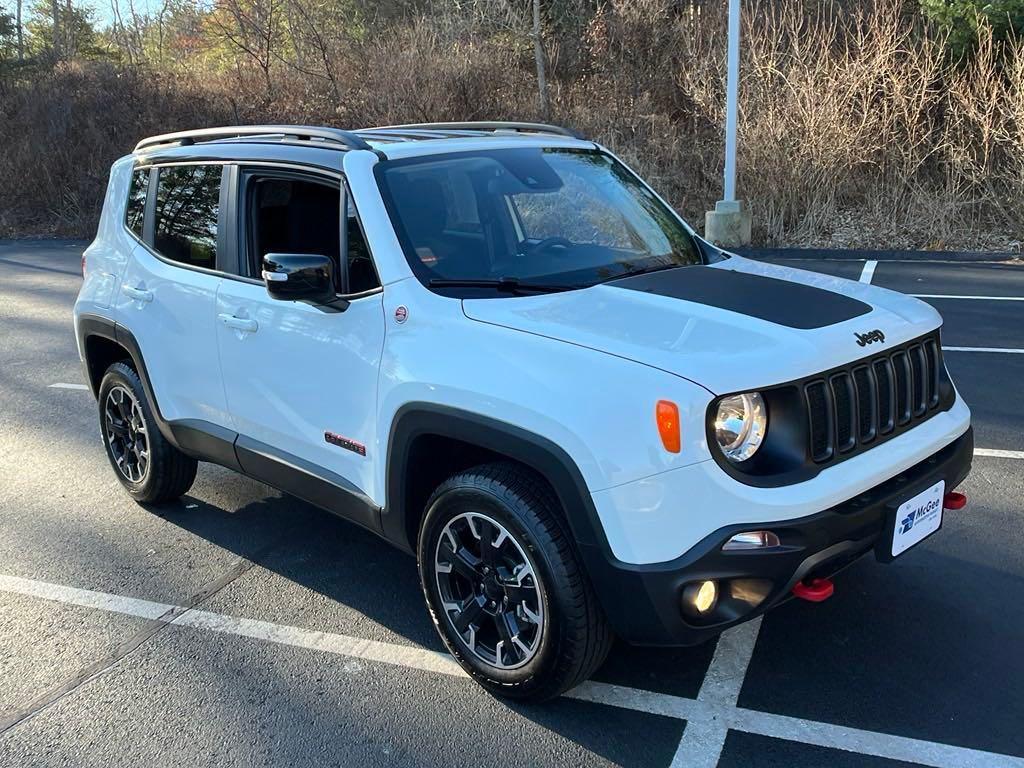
[262,253,336,304]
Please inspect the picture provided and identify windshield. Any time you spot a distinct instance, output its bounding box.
[375,148,703,292]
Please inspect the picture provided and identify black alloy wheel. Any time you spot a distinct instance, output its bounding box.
[434,511,544,669]
[104,384,149,483]
[419,463,614,701]
[97,361,198,504]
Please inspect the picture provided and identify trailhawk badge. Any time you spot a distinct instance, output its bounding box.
[855,329,885,347]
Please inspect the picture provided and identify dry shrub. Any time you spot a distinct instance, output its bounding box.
[568,0,1023,249]
[0,63,235,236]
[1,0,1022,250]
[343,21,536,126]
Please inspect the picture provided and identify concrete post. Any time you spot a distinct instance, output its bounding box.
[705,199,752,247]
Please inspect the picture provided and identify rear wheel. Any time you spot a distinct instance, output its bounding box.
[98,362,197,504]
[418,462,613,701]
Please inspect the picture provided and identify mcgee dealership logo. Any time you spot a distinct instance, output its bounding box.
[855,329,886,347]
[900,496,941,534]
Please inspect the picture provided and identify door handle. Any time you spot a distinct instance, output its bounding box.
[218,313,259,333]
[122,284,153,303]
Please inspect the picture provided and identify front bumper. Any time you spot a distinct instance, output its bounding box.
[582,426,973,646]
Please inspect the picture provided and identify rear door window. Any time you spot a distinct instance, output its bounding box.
[152,165,221,270]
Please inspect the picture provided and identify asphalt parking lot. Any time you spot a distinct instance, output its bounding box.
[1,241,1023,768]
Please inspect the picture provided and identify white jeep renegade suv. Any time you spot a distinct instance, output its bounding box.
[74,123,973,701]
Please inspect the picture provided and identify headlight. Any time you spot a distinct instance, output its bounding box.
[714,392,767,462]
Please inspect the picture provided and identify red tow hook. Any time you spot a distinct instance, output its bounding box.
[792,577,834,602]
[944,491,967,510]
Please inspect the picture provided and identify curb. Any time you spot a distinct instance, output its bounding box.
[735,247,1019,263]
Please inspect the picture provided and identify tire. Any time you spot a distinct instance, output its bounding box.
[97,361,197,504]
[418,462,614,701]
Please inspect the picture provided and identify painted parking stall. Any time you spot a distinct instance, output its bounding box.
[3,242,1024,767]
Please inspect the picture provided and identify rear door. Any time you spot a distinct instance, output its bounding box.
[214,166,386,512]
[115,162,230,428]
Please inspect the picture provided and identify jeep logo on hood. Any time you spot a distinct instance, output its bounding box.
[855,329,886,347]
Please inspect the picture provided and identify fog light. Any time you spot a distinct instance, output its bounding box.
[682,580,718,617]
[722,530,780,551]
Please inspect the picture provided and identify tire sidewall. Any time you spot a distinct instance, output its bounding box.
[97,364,157,500]
[418,483,568,695]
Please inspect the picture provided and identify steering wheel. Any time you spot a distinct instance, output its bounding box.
[529,236,574,256]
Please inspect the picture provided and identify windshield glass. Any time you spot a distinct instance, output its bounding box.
[375,148,703,291]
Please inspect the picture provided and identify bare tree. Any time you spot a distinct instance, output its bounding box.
[65,0,72,54]
[50,0,61,59]
[109,0,136,65]
[532,0,549,119]
[16,0,23,62]
[278,0,341,101]
[212,0,281,95]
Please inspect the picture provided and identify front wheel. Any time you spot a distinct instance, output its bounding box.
[418,463,613,701]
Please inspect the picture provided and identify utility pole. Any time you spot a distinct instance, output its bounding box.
[704,0,751,247]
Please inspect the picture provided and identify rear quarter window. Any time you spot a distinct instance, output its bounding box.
[125,169,149,239]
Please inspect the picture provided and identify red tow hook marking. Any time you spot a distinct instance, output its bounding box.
[943,491,967,510]
[792,578,834,602]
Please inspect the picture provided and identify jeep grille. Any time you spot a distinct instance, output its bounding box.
[804,333,946,464]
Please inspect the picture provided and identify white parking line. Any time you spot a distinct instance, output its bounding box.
[730,707,1024,768]
[670,617,762,767]
[975,448,1024,459]
[0,573,461,679]
[859,260,877,283]
[48,382,89,390]
[3,573,1023,767]
[914,294,1024,301]
[943,346,1024,354]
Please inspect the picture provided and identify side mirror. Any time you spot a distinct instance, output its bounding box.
[262,253,335,304]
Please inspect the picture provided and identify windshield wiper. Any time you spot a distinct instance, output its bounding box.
[428,277,581,294]
[598,263,685,284]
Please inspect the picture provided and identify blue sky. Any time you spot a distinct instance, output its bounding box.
[2,0,163,29]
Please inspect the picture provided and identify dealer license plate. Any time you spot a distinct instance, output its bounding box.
[890,480,945,557]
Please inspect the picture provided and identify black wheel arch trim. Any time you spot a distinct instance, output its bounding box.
[383,403,612,555]
[77,313,181,452]
[382,403,682,640]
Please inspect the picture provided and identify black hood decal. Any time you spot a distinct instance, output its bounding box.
[610,266,872,330]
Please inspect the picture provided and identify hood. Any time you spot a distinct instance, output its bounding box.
[462,257,941,394]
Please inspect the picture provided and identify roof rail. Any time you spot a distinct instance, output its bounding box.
[360,121,584,140]
[134,125,374,153]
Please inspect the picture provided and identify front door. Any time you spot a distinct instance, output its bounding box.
[214,168,385,510]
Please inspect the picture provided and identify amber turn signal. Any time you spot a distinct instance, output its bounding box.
[656,400,681,453]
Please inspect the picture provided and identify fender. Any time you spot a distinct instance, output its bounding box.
[76,313,242,471]
[382,403,678,640]
[382,403,611,556]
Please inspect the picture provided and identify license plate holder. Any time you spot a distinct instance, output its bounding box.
[876,480,945,563]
